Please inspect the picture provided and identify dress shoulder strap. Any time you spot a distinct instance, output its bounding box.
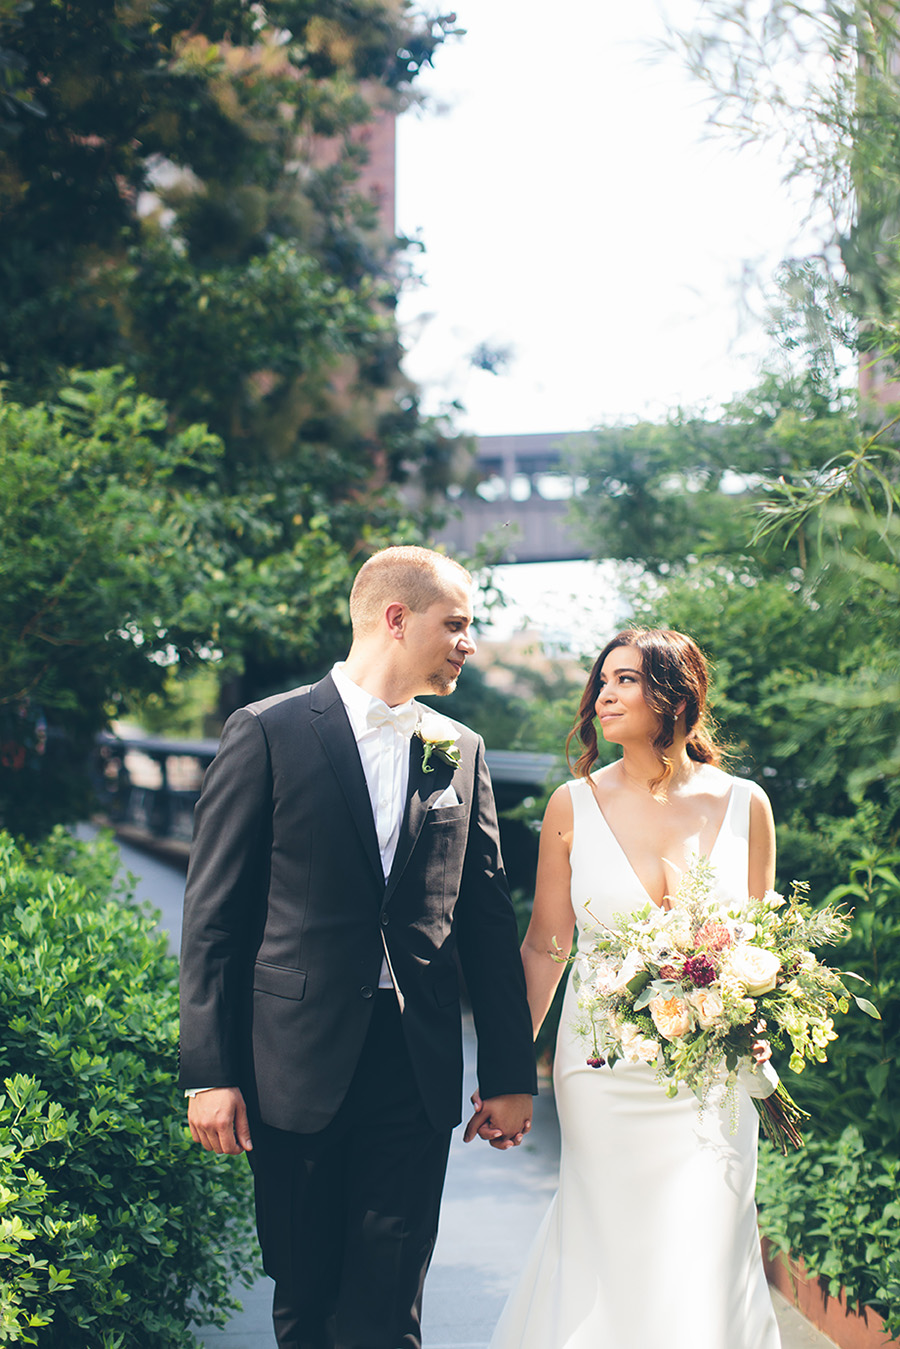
[566,776,597,836]
[727,776,752,843]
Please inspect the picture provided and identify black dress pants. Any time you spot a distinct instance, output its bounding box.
[248,993,453,1349]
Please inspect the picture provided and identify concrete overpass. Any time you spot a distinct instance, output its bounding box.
[432,431,594,563]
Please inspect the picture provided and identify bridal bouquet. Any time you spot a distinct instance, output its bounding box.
[569,858,879,1153]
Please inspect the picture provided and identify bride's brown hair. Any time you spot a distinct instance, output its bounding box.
[566,628,723,795]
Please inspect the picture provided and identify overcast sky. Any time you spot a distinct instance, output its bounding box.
[395,0,820,439]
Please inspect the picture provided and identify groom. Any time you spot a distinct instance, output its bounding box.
[179,545,536,1349]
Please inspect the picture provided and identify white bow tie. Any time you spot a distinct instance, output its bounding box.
[366,702,418,738]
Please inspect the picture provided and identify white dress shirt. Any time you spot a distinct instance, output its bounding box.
[330,663,416,882]
[331,662,419,991]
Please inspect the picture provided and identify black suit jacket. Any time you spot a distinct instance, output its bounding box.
[178,673,537,1133]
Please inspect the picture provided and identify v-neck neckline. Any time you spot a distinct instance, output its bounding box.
[586,775,735,910]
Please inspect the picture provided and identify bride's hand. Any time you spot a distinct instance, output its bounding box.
[464,1091,531,1149]
[750,1018,771,1065]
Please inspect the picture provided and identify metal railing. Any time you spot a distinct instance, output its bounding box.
[93,732,559,849]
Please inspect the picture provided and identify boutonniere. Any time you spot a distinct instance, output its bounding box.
[415,709,461,773]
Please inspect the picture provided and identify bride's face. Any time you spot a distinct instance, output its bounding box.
[594,645,659,744]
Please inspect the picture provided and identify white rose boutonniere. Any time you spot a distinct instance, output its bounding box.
[415,709,461,773]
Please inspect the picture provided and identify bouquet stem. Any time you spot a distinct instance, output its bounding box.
[754,1081,809,1154]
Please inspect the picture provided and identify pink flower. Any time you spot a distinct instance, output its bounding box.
[695,920,733,952]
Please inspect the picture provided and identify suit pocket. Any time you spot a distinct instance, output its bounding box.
[253,961,308,1001]
[424,802,467,826]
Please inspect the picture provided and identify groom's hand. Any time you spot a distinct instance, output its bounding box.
[463,1092,532,1149]
[188,1087,253,1155]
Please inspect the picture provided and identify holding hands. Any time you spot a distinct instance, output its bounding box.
[464,1091,532,1150]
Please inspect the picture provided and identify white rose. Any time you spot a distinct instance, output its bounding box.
[416,710,459,744]
[763,888,786,909]
[620,1022,660,1064]
[726,944,782,996]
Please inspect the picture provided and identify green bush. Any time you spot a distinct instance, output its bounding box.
[778,848,900,1151]
[757,1126,900,1337]
[0,829,257,1346]
[756,845,900,1339]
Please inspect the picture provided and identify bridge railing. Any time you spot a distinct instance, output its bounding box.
[93,732,219,847]
[92,732,560,856]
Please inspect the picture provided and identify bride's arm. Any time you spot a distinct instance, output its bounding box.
[748,781,777,1067]
[520,784,576,1040]
[748,781,776,900]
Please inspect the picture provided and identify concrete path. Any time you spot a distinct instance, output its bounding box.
[110,835,837,1349]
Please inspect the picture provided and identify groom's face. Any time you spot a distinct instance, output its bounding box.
[404,579,476,696]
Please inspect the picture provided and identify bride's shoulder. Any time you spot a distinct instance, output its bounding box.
[546,779,577,811]
[541,780,575,840]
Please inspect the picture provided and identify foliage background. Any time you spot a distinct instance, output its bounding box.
[0,0,466,836]
[0,829,256,1347]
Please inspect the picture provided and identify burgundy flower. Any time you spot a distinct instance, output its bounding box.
[682,954,716,988]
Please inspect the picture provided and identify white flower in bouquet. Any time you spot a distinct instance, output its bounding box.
[570,857,880,1152]
[579,955,618,996]
[659,908,693,950]
[620,1022,660,1064]
[608,948,645,994]
[689,987,726,1030]
[725,944,782,996]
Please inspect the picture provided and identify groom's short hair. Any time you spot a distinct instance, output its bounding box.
[350,546,471,635]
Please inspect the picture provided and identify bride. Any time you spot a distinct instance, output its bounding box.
[488,627,782,1349]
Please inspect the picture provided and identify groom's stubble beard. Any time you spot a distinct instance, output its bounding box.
[426,666,459,696]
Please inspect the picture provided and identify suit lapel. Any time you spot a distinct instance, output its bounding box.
[383,736,454,904]
[310,674,383,887]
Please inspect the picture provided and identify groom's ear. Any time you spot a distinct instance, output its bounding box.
[385,602,407,639]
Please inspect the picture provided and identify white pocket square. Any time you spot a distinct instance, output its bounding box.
[430,785,460,808]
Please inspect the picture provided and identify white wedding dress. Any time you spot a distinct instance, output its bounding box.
[489,775,782,1349]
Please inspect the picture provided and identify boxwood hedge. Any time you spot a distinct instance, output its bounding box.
[0,828,257,1346]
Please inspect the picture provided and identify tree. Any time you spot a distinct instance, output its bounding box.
[567,0,900,883]
[667,1,900,361]
[567,368,856,573]
[0,368,365,836]
[0,0,462,714]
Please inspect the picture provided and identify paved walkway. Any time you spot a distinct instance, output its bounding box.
[112,835,837,1349]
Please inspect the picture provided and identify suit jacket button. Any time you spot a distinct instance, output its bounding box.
[380,913,390,926]
[360,985,374,999]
